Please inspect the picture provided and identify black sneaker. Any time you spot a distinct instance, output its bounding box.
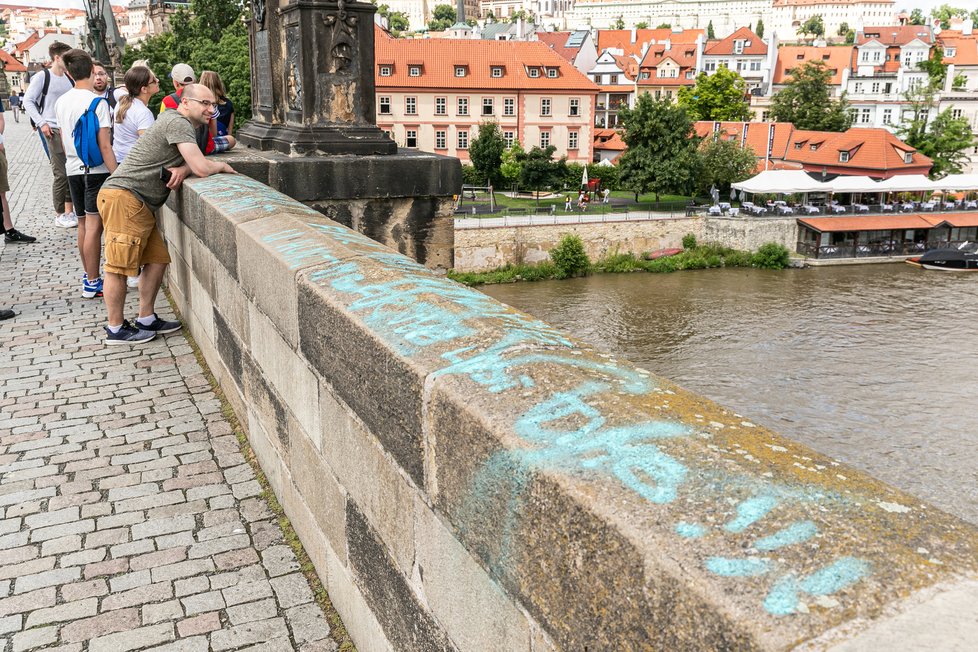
[4,229,36,243]
[135,313,182,335]
[104,320,157,346]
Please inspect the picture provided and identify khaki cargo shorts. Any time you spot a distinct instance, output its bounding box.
[97,188,171,276]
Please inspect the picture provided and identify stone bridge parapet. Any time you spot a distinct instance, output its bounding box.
[161,174,978,651]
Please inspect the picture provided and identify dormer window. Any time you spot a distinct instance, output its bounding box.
[408,65,421,77]
[946,47,956,57]
[379,65,392,77]
[839,151,850,162]
[734,40,744,54]
[547,67,558,78]
[904,152,913,164]
[528,67,540,78]
[810,144,818,151]
[455,66,466,77]
[795,142,803,149]
[491,66,503,78]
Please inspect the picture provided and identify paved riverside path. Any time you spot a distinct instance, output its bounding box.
[0,121,338,650]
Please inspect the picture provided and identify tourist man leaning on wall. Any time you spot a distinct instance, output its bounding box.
[96,83,236,346]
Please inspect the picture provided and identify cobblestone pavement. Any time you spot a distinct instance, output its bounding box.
[0,120,338,651]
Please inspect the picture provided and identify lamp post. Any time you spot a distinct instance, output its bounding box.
[82,0,110,66]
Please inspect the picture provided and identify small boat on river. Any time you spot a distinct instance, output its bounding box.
[906,242,978,271]
[643,248,683,260]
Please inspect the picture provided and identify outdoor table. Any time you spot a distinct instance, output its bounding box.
[900,202,915,211]
[708,205,722,215]
[719,202,731,211]
[921,201,937,211]
[965,200,978,209]
[776,205,794,215]
[881,204,894,212]
[830,204,846,214]
[854,204,869,213]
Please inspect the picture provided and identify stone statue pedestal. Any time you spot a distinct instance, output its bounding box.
[235,0,459,270]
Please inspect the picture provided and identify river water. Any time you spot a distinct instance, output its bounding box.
[480,264,978,525]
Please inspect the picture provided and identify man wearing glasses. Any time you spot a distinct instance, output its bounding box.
[92,62,117,122]
[96,84,236,345]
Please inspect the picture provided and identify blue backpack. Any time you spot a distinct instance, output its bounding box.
[73,97,107,172]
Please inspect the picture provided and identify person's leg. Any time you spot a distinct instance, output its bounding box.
[1,193,11,231]
[104,272,127,325]
[0,152,33,243]
[81,174,108,282]
[136,263,166,319]
[46,130,74,221]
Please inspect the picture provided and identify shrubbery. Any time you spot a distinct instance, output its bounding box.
[549,234,590,278]
[682,233,697,249]
[752,242,791,269]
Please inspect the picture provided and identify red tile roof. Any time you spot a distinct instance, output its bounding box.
[937,33,978,66]
[799,215,936,232]
[857,25,932,46]
[374,39,599,92]
[597,28,702,60]
[593,128,626,151]
[535,32,581,64]
[774,0,895,4]
[704,27,766,56]
[925,213,978,228]
[0,50,27,73]
[14,29,67,54]
[774,46,851,85]
[694,122,796,159]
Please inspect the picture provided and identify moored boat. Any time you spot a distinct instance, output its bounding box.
[906,242,978,271]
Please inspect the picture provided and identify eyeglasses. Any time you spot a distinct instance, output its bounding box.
[94,71,108,77]
[185,97,216,109]
[149,78,160,84]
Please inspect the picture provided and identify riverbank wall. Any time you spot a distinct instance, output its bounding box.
[160,175,978,651]
[454,214,798,272]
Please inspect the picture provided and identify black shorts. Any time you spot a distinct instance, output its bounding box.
[67,173,110,216]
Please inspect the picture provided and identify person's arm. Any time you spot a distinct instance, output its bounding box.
[22,75,44,128]
[0,112,5,136]
[97,127,117,173]
[176,141,236,178]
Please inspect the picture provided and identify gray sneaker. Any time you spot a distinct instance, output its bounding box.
[104,320,157,346]
[134,313,182,335]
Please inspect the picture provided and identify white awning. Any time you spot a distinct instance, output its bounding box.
[931,174,978,191]
[874,174,937,192]
[824,175,882,193]
[731,170,830,194]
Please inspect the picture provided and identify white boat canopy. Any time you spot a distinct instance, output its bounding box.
[823,175,882,193]
[873,174,937,192]
[731,170,830,194]
[931,173,978,191]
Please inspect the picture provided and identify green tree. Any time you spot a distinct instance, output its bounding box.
[519,146,562,200]
[799,14,824,40]
[837,21,849,38]
[428,4,456,31]
[698,138,756,193]
[635,21,649,29]
[677,67,751,121]
[973,9,978,27]
[655,23,671,29]
[909,8,925,25]
[897,85,975,178]
[756,18,764,39]
[770,60,851,131]
[918,46,948,89]
[613,16,625,30]
[509,9,530,23]
[707,20,715,40]
[549,234,589,278]
[187,0,240,42]
[617,93,701,200]
[500,143,525,187]
[468,122,506,186]
[931,4,967,29]
[844,30,855,45]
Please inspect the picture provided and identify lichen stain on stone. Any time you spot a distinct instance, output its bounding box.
[328,82,357,122]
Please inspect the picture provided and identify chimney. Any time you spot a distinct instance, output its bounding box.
[631,27,636,43]
[964,19,974,36]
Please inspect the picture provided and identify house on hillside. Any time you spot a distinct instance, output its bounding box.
[13,29,81,65]
[754,45,853,120]
[701,27,777,96]
[535,30,599,75]
[0,51,29,93]
[374,35,599,163]
[635,39,700,103]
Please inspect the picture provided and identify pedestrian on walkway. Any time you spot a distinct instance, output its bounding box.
[23,41,76,229]
[8,91,20,122]
[55,49,118,300]
[113,66,158,164]
[565,195,572,211]
[97,83,236,345]
[0,94,36,245]
[92,62,117,123]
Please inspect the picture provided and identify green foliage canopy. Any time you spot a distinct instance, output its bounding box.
[770,60,851,132]
[697,138,757,193]
[677,67,751,121]
[468,122,506,186]
[897,85,976,178]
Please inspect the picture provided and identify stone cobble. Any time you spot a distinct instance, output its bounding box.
[0,120,337,651]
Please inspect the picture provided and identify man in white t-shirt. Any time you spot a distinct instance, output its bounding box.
[23,41,77,228]
[55,50,118,300]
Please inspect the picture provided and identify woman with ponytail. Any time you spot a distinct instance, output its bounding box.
[112,66,159,164]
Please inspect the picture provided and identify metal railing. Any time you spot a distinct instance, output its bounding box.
[796,240,972,259]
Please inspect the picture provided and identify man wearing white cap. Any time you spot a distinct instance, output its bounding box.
[160,63,196,113]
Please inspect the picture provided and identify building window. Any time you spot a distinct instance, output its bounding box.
[458,130,469,150]
[641,71,650,79]
[686,70,694,79]
[541,98,551,116]
[540,131,550,148]
[860,108,871,123]
[904,152,913,164]
[458,97,468,115]
[482,98,494,116]
[405,97,416,115]
[503,130,515,147]
[952,108,963,119]
[491,66,503,78]
[547,68,558,78]
[882,108,892,124]
[409,66,420,77]
[569,98,579,116]
[946,47,956,57]
[750,61,761,71]
[761,111,770,121]
[435,130,446,149]
[839,151,849,162]
[854,82,863,94]
[504,97,515,116]
[871,82,880,94]
[406,130,417,148]
[528,67,540,78]
[455,66,467,77]
[379,65,392,76]
[568,131,578,149]
[873,51,882,62]
[435,97,446,115]
[610,74,618,84]
[734,40,744,54]
[379,96,391,115]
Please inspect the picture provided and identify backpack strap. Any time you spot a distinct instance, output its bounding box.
[37,69,51,113]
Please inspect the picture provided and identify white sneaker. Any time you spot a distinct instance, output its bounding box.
[127,274,140,288]
[55,212,78,228]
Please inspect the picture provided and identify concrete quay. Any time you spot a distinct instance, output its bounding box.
[0,120,341,648]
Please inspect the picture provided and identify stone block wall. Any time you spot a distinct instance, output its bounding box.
[162,175,978,651]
